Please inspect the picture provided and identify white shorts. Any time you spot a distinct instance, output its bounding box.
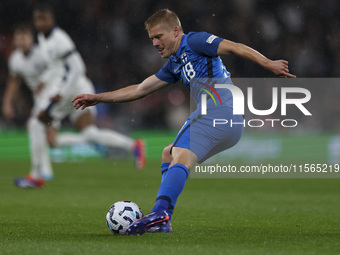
[32,75,96,128]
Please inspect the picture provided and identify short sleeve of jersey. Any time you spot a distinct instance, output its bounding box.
[54,29,75,58]
[187,32,223,57]
[155,60,179,83]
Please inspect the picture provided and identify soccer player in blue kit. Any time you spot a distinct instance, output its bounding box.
[73,9,296,235]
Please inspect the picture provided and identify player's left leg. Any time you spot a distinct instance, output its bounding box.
[75,111,134,150]
[151,146,197,217]
[126,146,197,235]
[140,143,172,233]
[71,76,146,169]
[127,118,197,235]
[16,94,57,186]
[150,119,196,218]
[14,117,46,187]
[44,108,146,169]
[72,110,146,169]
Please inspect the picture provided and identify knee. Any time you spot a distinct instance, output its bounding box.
[169,147,198,172]
[161,143,173,163]
[46,127,57,147]
[81,125,98,143]
[28,117,38,130]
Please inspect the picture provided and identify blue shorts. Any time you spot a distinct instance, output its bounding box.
[172,107,243,163]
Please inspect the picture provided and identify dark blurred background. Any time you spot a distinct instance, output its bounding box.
[0,0,339,131]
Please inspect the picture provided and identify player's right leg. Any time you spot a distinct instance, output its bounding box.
[146,143,173,233]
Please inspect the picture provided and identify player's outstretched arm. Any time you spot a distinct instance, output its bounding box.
[72,75,169,110]
[217,39,296,78]
[2,74,21,120]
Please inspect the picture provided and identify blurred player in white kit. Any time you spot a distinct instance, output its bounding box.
[2,5,146,188]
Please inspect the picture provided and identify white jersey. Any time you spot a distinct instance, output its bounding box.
[8,45,46,91]
[35,27,96,127]
[8,27,95,126]
[37,27,86,96]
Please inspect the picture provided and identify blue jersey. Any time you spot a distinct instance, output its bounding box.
[155,32,243,163]
[155,32,233,108]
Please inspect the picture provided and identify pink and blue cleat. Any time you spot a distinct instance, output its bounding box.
[125,211,170,235]
[13,175,45,188]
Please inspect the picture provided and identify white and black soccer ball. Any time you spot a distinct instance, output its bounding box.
[106,200,143,235]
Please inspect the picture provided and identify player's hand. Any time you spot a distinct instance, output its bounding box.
[2,103,15,120]
[34,82,45,95]
[38,110,53,125]
[51,94,62,103]
[265,60,296,78]
[72,94,99,110]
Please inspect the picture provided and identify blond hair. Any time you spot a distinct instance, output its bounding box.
[145,9,183,32]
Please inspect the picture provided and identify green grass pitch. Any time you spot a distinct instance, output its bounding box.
[1,159,340,255]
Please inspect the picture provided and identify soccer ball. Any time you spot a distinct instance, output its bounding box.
[106,200,143,235]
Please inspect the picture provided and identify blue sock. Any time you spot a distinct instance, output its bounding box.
[151,164,189,221]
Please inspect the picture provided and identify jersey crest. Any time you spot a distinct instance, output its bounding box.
[181,52,188,63]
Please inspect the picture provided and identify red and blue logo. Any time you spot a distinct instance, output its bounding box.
[199,82,223,106]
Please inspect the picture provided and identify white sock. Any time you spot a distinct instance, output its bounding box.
[28,118,53,179]
[82,125,134,151]
[41,144,53,179]
[56,132,86,147]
